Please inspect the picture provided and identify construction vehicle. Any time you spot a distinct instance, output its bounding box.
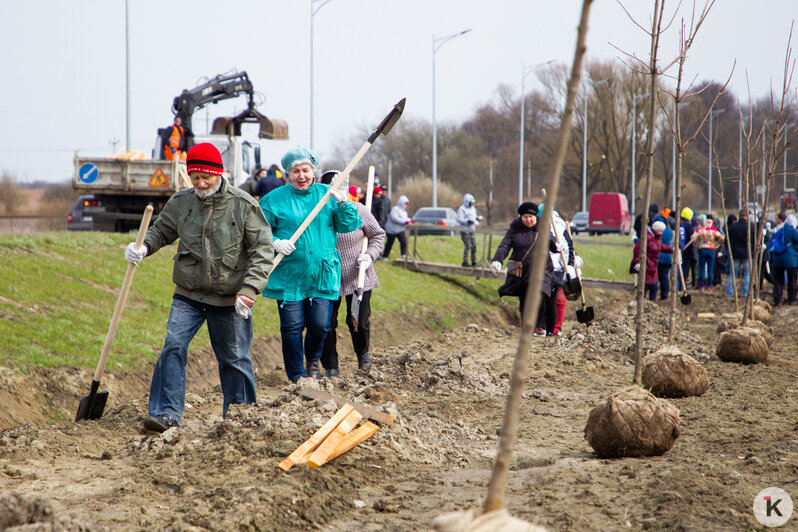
[71,71,288,232]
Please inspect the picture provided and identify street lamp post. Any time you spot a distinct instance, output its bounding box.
[310,0,334,150]
[582,78,611,212]
[631,93,650,217]
[519,60,554,205]
[707,108,726,213]
[432,29,471,208]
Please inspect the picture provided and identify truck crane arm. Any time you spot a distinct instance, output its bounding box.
[171,71,255,133]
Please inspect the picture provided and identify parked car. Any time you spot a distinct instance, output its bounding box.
[410,207,459,236]
[67,194,98,231]
[570,211,589,235]
[588,192,631,235]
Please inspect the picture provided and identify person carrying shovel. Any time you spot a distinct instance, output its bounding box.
[318,170,385,376]
[124,142,274,433]
[259,147,361,383]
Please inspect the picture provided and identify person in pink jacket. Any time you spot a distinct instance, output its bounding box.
[631,221,674,301]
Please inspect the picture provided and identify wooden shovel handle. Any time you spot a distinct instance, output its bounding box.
[564,221,587,307]
[93,205,154,381]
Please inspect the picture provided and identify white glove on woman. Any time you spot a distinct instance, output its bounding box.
[491,261,503,272]
[273,239,296,256]
[235,295,252,319]
[125,243,147,264]
[330,173,349,203]
[356,254,373,269]
[555,240,567,252]
[633,262,641,272]
[565,265,577,278]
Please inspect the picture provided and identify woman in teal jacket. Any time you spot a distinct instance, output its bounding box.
[259,147,361,382]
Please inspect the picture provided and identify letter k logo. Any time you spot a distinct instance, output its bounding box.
[765,496,783,517]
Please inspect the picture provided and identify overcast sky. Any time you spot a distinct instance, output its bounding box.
[1,0,796,183]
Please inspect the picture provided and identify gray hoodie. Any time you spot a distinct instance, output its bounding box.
[385,195,410,235]
[456,193,479,232]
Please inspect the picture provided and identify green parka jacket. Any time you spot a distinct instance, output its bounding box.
[143,179,274,306]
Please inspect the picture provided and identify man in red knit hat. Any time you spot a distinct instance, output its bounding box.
[124,142,274,432]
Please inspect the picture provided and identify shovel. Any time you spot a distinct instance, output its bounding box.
[550,219,581,301]
[270,98,405,272]
[678,260,691,305]
[76,205,154,421]
[565,222,594,324]
[350,166,376,331]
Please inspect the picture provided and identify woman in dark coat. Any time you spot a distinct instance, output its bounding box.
[490,202,557,336]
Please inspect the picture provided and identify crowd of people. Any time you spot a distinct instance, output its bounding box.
[123,140,795,434]
[629,203,798,307]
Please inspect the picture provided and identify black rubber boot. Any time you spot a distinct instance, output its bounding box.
[306,359,321,379]
[324,368,340,378]
[357,352,371,369]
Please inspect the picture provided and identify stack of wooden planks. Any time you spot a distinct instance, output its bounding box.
[279,397,387,471]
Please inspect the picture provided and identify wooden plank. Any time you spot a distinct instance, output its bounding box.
[278,403,355,472]
[327,422,379,461]
[307,409,364,468]
[299,387,395,426]
[391,257,504,279]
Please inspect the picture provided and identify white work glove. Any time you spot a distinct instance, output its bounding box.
[330,173,349,203]
[633,263,641,272]
[555,240,566,252]
[356,254,373,269]
[565,265,577,278]
[125,242,147,264]
[574,255,584,270]
[491,261,503,272]
[235,295,252,319]
[273,239,296,256]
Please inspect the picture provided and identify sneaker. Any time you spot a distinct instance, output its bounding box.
[461,262,470,267]
[534,329,546,337]
[549,330,561,337]
[324,368,340,378]
[306,359,321,379]
[143,414,178,433]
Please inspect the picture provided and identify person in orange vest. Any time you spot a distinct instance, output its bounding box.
[163,117,188,161]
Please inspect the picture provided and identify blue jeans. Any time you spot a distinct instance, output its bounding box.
[726,258,750,296]
[277,298,334,382]
[697,248,716,288]
[149,298,256,424]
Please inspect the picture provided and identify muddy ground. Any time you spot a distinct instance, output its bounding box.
[1,288,797,531]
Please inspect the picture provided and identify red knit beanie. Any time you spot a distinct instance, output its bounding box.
[186,143,224,176]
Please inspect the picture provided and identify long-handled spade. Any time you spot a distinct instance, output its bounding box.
[350,165,376,331]
[76,205,154,421]
[565,222,594,324]
[269,98,405,272]
[677,255,692,305]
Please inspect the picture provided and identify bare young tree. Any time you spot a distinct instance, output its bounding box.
[0,169,28,215]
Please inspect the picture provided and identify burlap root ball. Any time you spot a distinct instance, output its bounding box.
[584,386,680,458]
[641,346,709,398]
[716,316,774,347]
[716,327,769,364]
[431,508,547,532]
[751,305,771,324]
[753,299,773,313]
[716,312,744,334]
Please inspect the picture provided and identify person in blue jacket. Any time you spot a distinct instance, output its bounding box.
[770,212,798,306]
[654,210,674,300]
[259,147,361,382]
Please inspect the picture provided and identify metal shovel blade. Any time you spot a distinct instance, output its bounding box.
[75,381,108,421]
[576,305,594,324]
[680,292,692,305]
[563,276,582,301]
[350,292,363,333]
